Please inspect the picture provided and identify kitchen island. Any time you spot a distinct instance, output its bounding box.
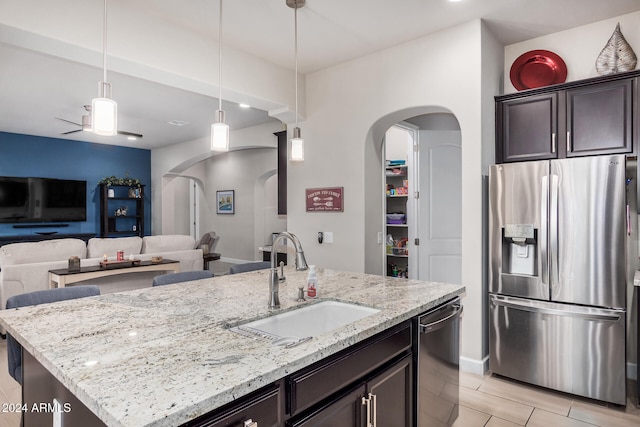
[0,266,464,427]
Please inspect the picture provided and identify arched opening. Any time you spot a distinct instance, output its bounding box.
[364,107,462,283]
[160,146,283,265]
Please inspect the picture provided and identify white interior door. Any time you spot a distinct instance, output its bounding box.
[418,130,462,283]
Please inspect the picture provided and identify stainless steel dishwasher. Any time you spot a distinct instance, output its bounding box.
[417,297,462,427]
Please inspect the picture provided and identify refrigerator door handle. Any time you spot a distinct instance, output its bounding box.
[491,295,623,322]
[549,174,559,290]
[541,175,549,286]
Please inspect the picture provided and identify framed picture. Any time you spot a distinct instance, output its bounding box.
[216,190,235,214]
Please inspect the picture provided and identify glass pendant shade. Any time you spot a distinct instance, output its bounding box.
[91,96,117,136]
[290,127,304,161]
[211,110,230,151]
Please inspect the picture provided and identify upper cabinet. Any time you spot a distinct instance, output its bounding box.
[565,79,633,157]
[496,70,637,163]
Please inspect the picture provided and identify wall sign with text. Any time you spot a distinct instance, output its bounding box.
[305,187,344,212]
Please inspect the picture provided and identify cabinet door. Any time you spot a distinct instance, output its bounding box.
[565,79,633,157]
[497,93,558,162]
[288,384,365,427]
[366,355,413,427]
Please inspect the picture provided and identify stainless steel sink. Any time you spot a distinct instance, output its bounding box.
[231,300,380,347]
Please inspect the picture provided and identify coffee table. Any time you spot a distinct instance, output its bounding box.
[49,259,180,288]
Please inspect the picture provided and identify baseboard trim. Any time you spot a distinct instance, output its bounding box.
[460,355,489,376]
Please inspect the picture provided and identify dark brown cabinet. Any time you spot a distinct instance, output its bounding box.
[99,184,145,237]
[497,92,558,162]
[565,78,633,157]
[366,355,413,426]
[288,384,365,427]
[288,356,413,427]
[496,71,637,163]
[185,382,285,427]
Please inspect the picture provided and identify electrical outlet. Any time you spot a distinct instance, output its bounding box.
[377,232,383,244]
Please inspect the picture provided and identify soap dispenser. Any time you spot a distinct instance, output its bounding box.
[307,265,318,299]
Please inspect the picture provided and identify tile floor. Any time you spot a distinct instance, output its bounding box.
[454,372,639,427]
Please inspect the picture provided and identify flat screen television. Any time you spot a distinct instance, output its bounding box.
[0,177,87,223]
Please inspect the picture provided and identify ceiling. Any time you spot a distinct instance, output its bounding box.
[1,0,639,150]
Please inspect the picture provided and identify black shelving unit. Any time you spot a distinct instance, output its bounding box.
[99,184,145,237]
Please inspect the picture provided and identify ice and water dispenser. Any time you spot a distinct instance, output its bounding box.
[502,224,537,276]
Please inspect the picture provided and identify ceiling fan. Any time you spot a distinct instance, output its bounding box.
[56,105,143,139]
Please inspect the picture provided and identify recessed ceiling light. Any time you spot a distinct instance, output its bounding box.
[127,136,137,141]
[168,120,189,126]
[239,103,251,108]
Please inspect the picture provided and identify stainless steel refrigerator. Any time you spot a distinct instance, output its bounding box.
[488,154,628,405]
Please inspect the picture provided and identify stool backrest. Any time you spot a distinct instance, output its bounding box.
[5,285,101,385]
[152,270,213,286]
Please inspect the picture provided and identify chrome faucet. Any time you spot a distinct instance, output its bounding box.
[269,232,308,309]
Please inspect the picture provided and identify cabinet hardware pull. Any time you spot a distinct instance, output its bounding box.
[567,131,572,152]
[371,393,377,427]
[362,394,374,427]
[551,133,556,153]
[243,420,258,427]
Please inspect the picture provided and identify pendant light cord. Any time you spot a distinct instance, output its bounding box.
[102,0,108,84]
[294,2,299,128]
[218,0,223,112]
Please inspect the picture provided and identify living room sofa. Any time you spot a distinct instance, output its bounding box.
[0,235,203,327]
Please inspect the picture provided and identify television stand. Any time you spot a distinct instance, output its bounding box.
[12,224,69,229]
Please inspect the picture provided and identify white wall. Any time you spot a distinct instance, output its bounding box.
[151,121,284,260]
[504,11,640,94]
[205,147,280,261]
[286,20,497,373]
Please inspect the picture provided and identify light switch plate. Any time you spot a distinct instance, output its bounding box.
[324,232,333,243]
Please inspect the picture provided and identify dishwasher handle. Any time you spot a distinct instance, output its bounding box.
[419,304,463,334]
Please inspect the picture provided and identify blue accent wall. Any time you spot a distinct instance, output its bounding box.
[0,132,151,237]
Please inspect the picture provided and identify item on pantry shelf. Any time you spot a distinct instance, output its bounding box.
[386,213,406,224]
[151,256,163,263]
[307,265,318,299]
[386,160,406,166]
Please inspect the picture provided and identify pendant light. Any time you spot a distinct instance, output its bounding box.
[91,0,117,136]
[211,0,230,151]
[287,0,304,161]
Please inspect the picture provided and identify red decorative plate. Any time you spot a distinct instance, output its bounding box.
[510,50,567,91]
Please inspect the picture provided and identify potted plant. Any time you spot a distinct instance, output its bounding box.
[98,174,142,198]
[98,175,142,187]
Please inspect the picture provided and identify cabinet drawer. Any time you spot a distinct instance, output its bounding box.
[183,382,284,427]
[288,321,411,416]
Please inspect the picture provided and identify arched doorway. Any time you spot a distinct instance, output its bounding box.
[364,107,462,284]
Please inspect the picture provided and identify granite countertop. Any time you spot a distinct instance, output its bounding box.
[0,266,465,427]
